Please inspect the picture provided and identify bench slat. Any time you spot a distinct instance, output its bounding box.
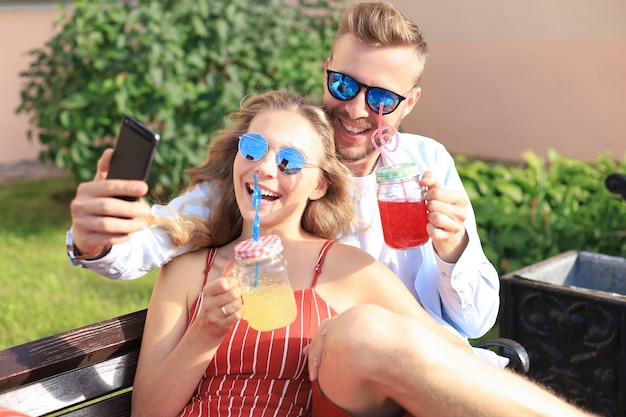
[63,391,133,417]
[0,351,138,416]
[0,310,146,393]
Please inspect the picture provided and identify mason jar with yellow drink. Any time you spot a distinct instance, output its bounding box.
[233,234,297,332]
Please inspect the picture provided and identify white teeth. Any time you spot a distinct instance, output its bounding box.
[341,120,369,135]
[247,184,280,199]
[261,190,280,199]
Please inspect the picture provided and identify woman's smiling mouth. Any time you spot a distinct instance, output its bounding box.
[247,183,281,202]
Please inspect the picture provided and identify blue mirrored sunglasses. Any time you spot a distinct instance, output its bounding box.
[238,133,318,175]
[326,70,407,115]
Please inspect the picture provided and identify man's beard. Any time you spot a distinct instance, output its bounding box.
[330,108,379,163]
[336,141,378,163]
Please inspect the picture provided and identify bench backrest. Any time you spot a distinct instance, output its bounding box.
[0,309,146,417]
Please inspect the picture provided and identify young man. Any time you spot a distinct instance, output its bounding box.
[67,2,499,342]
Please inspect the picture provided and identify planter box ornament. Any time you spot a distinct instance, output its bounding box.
[500,251,626,417]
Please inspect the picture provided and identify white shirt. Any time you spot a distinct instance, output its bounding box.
[76,132,500,340]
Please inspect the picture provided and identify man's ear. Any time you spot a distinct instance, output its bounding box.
[324,57,331,71]
[309,177,329,201]
[401,86,421,119]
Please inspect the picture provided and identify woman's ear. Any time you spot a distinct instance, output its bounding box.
[308,177,328,201]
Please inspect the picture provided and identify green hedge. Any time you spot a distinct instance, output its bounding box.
[17,0,341,198]
[458,149,626,275]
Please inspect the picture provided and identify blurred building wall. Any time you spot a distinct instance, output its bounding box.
[383,0,626,163]
[0,5,58,164]
[1,1,624,165]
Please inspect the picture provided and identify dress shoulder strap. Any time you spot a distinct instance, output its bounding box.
[202,248,218,287]
[311,240,336,288]
[189,248,218,326]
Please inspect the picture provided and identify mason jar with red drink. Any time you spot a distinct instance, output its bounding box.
[376,163,429,249]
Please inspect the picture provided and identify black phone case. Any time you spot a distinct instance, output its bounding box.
[106,115,160,200]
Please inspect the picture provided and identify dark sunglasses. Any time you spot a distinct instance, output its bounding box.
[238,133,318,175]
[326,69,407,115]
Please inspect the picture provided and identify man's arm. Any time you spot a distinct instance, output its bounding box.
[67,149,212,280]
[69,224,178,280]
[431,231,500,338]
[419,149,500,338]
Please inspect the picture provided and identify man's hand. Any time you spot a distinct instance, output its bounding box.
[304,318,334,381]
[69,149,151,257]
[420,171,469,263]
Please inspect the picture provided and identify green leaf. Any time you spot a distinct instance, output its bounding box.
[60,94,90,110]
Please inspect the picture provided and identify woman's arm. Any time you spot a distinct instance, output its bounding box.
[131,251,242,417]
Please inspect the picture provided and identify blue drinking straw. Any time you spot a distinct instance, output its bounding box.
[252,174,261,285]
[252,174,261,242]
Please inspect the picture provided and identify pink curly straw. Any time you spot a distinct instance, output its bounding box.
[371,103,409,201]
[370,102,399,167]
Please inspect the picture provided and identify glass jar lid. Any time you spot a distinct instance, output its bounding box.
[234,234,283,261]
[375,163,421,181]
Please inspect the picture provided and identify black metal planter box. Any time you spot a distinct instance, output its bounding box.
[500,251,626,417]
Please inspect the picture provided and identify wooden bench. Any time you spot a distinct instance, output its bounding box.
[0,309,529,417]
[0,310,146,417]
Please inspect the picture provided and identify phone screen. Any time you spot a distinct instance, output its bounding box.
[107,115,159,182]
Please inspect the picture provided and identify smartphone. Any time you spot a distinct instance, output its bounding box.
[106,115,160,201]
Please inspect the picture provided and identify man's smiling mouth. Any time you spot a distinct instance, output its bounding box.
[340,119,370,135]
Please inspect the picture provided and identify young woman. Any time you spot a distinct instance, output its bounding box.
[130,91,469,417]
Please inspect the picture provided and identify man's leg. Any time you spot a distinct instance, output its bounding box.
[316,304,597,417]
[315,304,407,417]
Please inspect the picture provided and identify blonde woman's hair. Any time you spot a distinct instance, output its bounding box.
[332,2,429,84]
[152,91,358,251]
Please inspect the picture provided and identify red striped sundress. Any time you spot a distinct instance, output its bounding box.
[178,241,336,417]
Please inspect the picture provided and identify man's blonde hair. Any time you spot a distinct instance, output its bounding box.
[332,2,428,84]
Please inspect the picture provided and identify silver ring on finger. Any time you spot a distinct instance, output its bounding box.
[221,305,228,317]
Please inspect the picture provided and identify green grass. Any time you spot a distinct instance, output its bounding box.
[0,176,157,350]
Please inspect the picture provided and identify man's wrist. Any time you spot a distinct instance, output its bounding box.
[66,229,112,266]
